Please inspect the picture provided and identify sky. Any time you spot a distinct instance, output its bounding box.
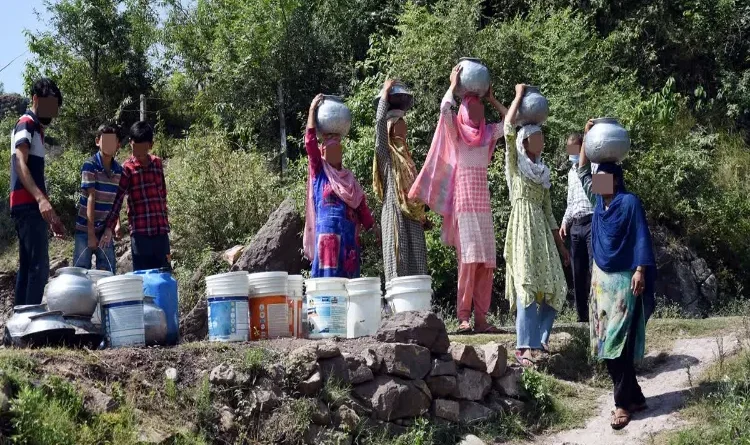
[0,0,49,94]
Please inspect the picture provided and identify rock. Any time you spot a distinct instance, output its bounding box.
[375,311,450,354]
[316,343,342,359]
[353,376,432,421]
[494,367,524,399]
[426,375,457,398]
[267,363,286,384]
[319,356,351,384]
[137,424,171,444]
[459,434,488,445]
[480,343,507,378]
[488,394,526,415]
[432,399,460,423]
[311,400,332,425]
[299,370,323,396]
[459,401,495,424]
[454,368,491,401]
[430,357,457,377]
[222,245,245,266]
[450,343,486,371]
[209,364,236,386]
[180,298,208,342]
[336,405,360,431]
[250,387,282,414]
[188,251,222,290]
[287,345,320,379]
[346,355,374,385]
[232,197,307,274]
[343,396,372,418]
[165,367,178,381]
[377,343,431,380]
[362,349,381,371]
[83,387,119,415]
[652,225,718,315]
[219,406,235,432]
[117,248,133,274]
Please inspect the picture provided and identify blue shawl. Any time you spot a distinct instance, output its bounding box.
[592,163,657,322]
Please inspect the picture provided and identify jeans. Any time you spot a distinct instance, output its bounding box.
[13,207,49,306]
[131,234,171,271]
[606,301,646,409]
[570,215,593,322]
[516,295,557,349]
[72,232,116,273]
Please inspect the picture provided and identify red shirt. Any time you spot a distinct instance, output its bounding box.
[106,154,170,236]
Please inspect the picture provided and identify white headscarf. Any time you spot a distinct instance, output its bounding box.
[505,124,551,194]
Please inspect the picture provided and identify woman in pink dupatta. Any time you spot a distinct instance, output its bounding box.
[304,94,375,278]
[409,65,508,333]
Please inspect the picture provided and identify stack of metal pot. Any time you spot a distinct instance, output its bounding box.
[584,117,631,163]
[372,81,414,112]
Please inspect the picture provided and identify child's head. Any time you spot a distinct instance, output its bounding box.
[566,132,583,163]
[129,121,154,158]
[96,124,119,157]
[321,133,343,167]
[522,127,545,158]
[30,78,63,127]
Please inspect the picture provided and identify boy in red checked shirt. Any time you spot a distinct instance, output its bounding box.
[99,121,171,271]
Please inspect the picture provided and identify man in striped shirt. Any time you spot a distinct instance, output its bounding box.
[72,124,123,273]
[10,78,65,305]
[560,133,595,322]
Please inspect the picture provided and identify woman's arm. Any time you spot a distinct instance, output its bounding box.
[439,65,462,139]
[375,80,394,177]
[503,84,526,179]
[577,119,597,206]
[306,94,325,174]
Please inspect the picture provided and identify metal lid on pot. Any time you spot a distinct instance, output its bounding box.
[371,81,414,111]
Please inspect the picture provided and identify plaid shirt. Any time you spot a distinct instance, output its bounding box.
[106,155,170,236]
[561,166,594,229]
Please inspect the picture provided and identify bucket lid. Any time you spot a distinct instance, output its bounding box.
[98,275,143,287]
[389,275,432,284]
[305,277,347,292]
[347,277,381,286]
[248,271,289,281]
[206,271,248,280]
[288,275,304,281]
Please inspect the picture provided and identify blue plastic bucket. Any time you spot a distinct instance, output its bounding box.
[98,275,145,348]
[205,272,250,342]
[305,278,348,339]
[132,268,179,345]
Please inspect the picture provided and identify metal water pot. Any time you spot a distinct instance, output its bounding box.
[456,58,490,97]
[517,86,550,126]
[371,81,414,112]
[315,95,352,137]
[4,304,49,345]
[46,267,98,316]
[144,296,167,346]
[584,117,631,163]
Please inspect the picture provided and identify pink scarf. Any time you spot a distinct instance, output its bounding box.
[303,145,365,260]
[456,95,491,147]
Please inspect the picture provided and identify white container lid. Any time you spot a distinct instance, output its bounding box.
[247,271,289,281]
[305,278,348,293]
[206,271,249,282]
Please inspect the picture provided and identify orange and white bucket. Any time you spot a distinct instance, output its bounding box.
[247,272,290,340]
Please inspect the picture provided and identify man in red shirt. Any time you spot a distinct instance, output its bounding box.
[100,121,170,271]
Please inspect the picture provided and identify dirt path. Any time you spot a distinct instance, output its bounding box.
[531,334,741,445]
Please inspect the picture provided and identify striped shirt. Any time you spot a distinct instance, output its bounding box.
[561,165,594,229]
[9,111,46,214]
[76,152,123,234]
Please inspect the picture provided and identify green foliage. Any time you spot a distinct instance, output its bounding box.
[45,149,90,233]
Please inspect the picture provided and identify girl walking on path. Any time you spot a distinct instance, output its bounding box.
[577,119,657,430]
[410,65,506,334]
[503,84,569,367]
[374,79,428,283]
[303,94,375,279]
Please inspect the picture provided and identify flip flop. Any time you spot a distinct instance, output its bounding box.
[456,322,473,335]
[515,350,536,368]
[610,410,631,430]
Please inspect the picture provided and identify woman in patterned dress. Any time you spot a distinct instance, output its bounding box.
[503,84,569,367]
[577,119,656,430]
[410,65,507,334]
[373,79,429,283]
[303,94,375,278]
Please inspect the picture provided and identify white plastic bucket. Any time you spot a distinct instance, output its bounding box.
[248,272,290,340]
[206,271,249,342]
[347,289,382,338]
[385,289,432,313]
[305,278,348,339]
[98,275,145,348]
[87,270,113,326]
[346,277,382,294]
[389,275,432,292]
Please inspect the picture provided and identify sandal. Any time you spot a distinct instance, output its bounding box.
[515,350,536,368]
[456,322,473,335]
[610,409,631,430]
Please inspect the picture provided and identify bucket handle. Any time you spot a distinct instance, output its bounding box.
[76,247,115,274]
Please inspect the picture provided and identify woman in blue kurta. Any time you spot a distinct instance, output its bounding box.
[303,94,375,278]
[577,120,656,430]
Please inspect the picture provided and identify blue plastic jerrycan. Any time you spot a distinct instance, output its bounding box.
[131,268,179,345]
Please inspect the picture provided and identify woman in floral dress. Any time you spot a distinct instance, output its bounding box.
[503,84,569,367]
[303,94,375,278]
[410,65,506,334]
[577,119,657,430]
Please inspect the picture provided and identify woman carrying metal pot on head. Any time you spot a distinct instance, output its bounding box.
[409,63,507,334]
[303,94,376,279]
[373,79,429,283]
[577,118,656,431]
[503,84,569,368]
